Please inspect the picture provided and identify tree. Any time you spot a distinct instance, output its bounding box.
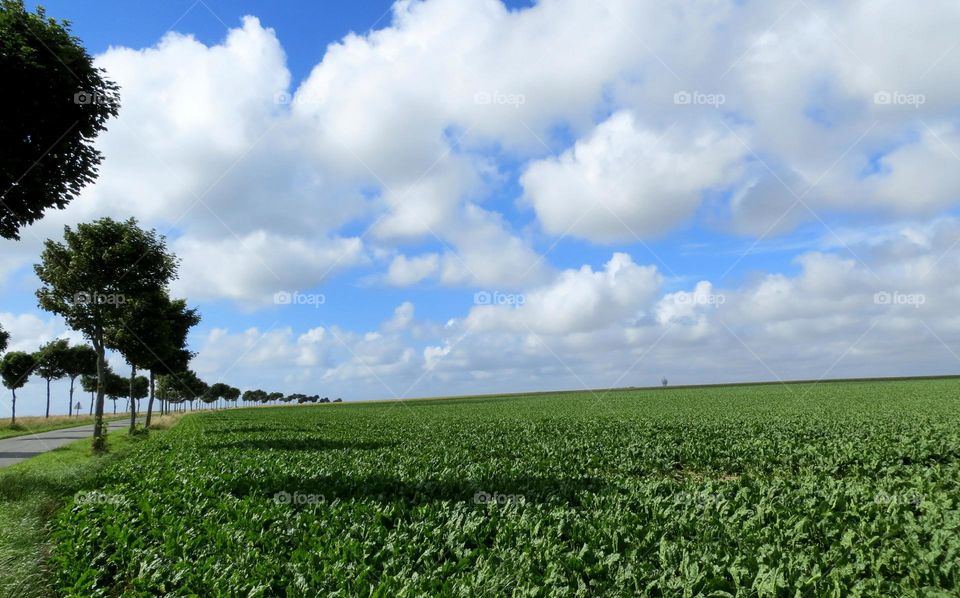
[35,217,179,452]
[102,370,127,415]
[34,338,68,418]
[223,385,240,408]
[0,0,119,240]
[243,390,256,405]
[80,371,99,415]
[0,351,35,423]
[62,344,96,417]
[0,323,8,354]
[128,374,148,423]
[107,291,198,432]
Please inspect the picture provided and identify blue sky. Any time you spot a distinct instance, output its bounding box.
[3,0,960,416]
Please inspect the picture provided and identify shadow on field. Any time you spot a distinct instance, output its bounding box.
[209,437,393,452]
[229,473,605,505]
[202,425,320,436]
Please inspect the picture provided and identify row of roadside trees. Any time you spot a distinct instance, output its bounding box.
[0,338,98,422]
[0,217,209,451]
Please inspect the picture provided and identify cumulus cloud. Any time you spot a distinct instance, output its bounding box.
[867,126,960,213]
[522,111,745,242]
[172,232,365,305]
[386,254,440,287]
[464,252,661,335]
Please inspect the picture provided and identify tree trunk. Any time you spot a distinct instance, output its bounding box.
[128,364,137,433]
[10,388,16,425]
[69,376,75,417]
[93,341,107,452]
[146,371,156,429]
[45,378,51,418]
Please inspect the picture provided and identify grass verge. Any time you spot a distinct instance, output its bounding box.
[0,423,176,597]
[0,415,128,440]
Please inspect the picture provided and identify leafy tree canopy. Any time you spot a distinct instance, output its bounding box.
[0,0,120,239]
[34,337,69,380]
[62,343,97,380]
[35,218,179,348]
[0,350,35,391]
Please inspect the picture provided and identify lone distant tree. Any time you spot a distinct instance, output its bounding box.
[0,0,119,239]
[34,338,69,418]
[62,344,96,417]
[35,217,179,452]
[0,351,35,423]
[80,371,98,415]
[128,375,148,423]
[223,385,241,408]
[102,370,128,414]
[662,378,668,387]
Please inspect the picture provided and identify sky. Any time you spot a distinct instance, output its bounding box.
[3,0,960,416]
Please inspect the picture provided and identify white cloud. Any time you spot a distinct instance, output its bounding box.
[0,312,70,353]
[386,254,440,287]
[172,232,365,304]
[522,111,745,242]
[868,126,960,213]
[464,252,662,335]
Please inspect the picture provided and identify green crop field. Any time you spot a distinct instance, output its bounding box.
[52,379,960,596]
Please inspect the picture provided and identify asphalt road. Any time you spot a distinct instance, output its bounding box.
[0,419,133,468]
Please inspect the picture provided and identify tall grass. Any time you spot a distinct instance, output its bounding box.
[0,427,168,597]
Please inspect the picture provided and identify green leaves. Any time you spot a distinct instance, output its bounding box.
[0,0,120,239]
[50,380,960,595]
